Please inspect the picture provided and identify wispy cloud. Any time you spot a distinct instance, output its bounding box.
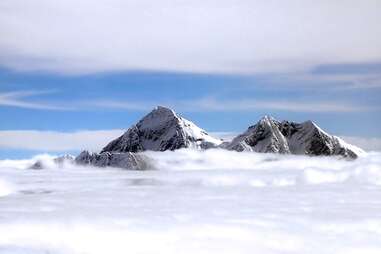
[0,90,71,110]
[86,97,378,113]
[85,100,152,111]
[268,72,381,90]
[1,0,380,76]
[1,90,379,113]
[177,97,378,113]
[0,129,124,152]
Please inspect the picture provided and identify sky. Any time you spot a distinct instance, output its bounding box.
[0,0,381,158]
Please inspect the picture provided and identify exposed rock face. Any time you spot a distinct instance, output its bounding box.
[226,116,289,153]
[54,154,75,164]
[101,106,222,153]
[29,154,75,169]
[75,150,150,170]
[226,116,363,159]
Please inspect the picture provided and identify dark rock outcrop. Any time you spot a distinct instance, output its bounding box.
[75,150,150,170]
[29,154,75,169]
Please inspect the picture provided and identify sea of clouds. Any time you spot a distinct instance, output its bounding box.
[0,150,381,254]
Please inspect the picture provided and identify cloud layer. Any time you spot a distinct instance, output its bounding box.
[1,150,381,254]
[1,0,380,74]
[2,90,379,113]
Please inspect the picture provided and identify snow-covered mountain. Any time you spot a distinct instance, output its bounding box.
[101,106,222,153]
[74,106,221,169]
[72,108,364,170]
[225,116,364,159]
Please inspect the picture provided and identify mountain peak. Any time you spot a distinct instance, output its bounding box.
[302,119,317,128]
[227,115,289,153]
[261,115,275,121]
[151,105,176,116]
[136,106,179,132]
[256,115,276,124]
[101,107,221,153]
[227,117,363,159]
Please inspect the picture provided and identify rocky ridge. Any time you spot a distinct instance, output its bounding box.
[226,116,363,159]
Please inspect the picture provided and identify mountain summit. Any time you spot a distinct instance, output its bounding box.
[226,116,363,159]
[101,106,222,153]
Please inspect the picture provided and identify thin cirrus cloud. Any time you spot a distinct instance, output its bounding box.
[0,90,70,110]
[264,70,381,90]
[176,98,378,113]
[1,0,380,77]
[0,91,378,113]
[90,98,378,113]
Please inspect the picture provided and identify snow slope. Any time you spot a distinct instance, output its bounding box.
[226,116,364,158]
[101,106,222,153]
[225,116,289,153]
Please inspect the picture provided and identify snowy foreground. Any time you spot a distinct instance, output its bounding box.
[0,150,381,254]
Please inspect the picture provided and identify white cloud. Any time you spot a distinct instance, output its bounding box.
[86,100,152,111]
[2,90,377,113]
[0,90,70,110]
[266,72,381,90]
[340,136,381,151]
[177,98,379,113]
[0,129,124,152]
[0,0,380,75]
[91,97,379,113]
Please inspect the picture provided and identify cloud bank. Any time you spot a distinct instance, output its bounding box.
[0,130,124,152]
[1,0,380,74]
[0,150,381,254]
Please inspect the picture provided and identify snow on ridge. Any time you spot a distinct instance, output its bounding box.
[146,106,221,146]
[226,116,364,159]
[101,105,222,153]
[179,117,222,146]
[336,136,366,157]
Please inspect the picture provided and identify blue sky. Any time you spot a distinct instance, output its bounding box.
[1,0,381,158]
[1,65,380,133]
